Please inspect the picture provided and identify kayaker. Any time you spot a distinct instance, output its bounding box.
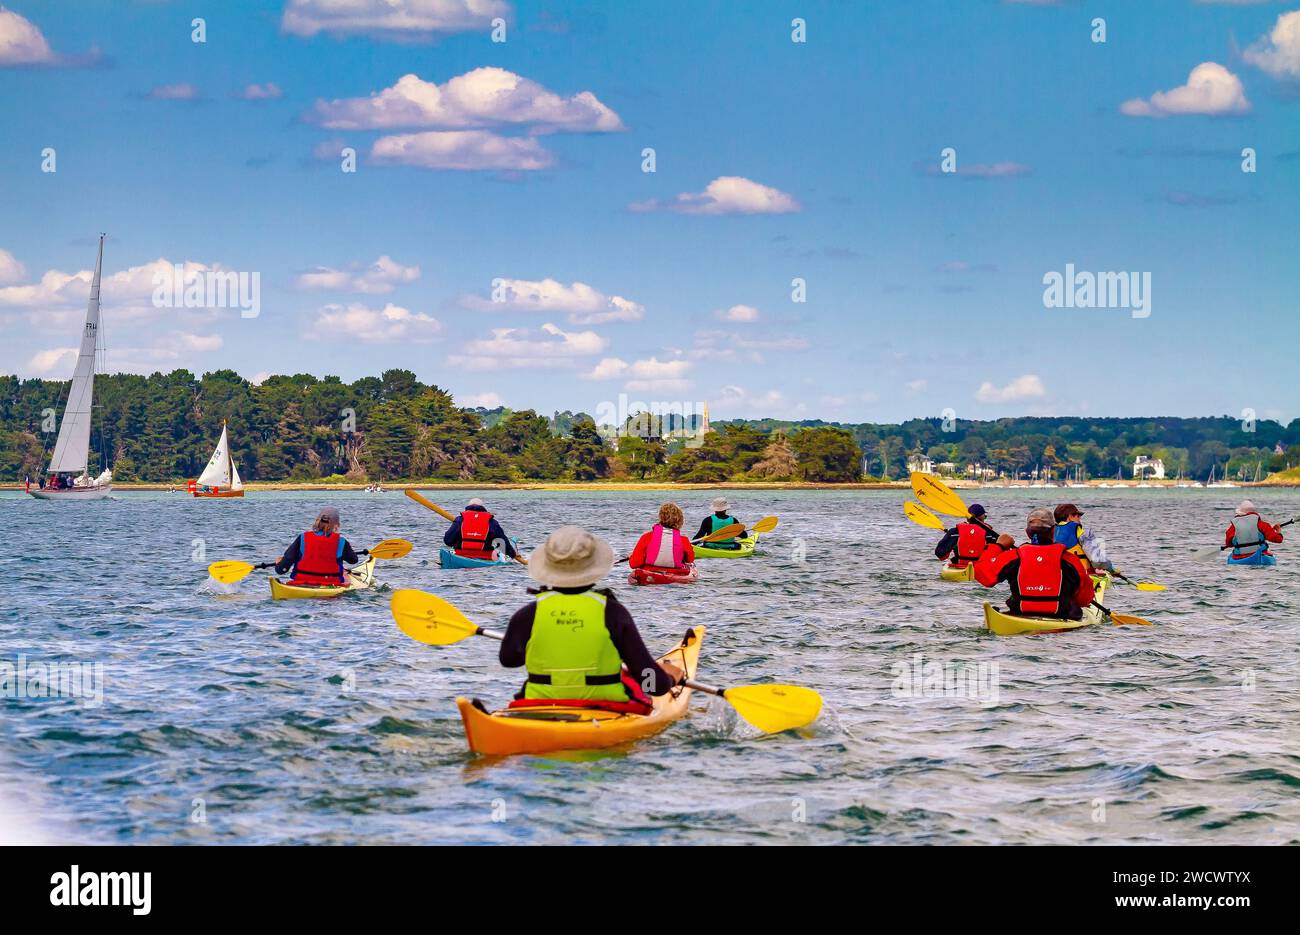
[275,507,362,586]
[1224,500,1284,560]
[629,502,696,572]
[444,497,518,562]
[692,497,748,549]
[974,508,1096,620]
[498,526,686,710]
[1052,503,1114,574]
[933,503,997,567]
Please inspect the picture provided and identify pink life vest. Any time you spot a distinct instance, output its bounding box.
[646,524,685,570]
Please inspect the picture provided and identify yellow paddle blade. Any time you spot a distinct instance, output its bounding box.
[390,589,480,645]
[404,488,455,522]
[1132,582,1167,592]
[722,684,823,734]
[700,522,745,543]
[369,538,412,560]
[1108,613,1153,626]
[903,501,945,530]
[910,472,969,517]
[750,515,779,534]
[207,560,256,584]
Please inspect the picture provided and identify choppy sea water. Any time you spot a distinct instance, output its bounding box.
[2,488,1297,845]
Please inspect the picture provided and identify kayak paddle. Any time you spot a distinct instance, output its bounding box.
[207,537,412,584]
[616,515,777,564]
[1111,569,1167,592]
[910,472,971,518]
[1190,514,1298,561]
[390,589,822,734]
[406,488,528,564]
[903,501,945,530]
[1091,600,1152,627]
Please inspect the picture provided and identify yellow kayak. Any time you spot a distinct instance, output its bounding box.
[984,575,1110,636]
[269,556,377,600]
[939,562,976,582]
[456,627,704,756]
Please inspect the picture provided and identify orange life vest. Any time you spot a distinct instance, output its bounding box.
[290,531,346,586]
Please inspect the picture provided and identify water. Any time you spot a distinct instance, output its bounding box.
[2,488,1297,844]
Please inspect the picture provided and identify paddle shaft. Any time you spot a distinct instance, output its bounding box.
[405,488,456,521]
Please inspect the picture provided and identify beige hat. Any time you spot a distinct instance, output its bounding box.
[711,497,729,511]
[528,525,615,588]
[467,497,485,508]
[1026,508,1055,529]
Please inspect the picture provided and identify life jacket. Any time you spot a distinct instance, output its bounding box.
[455,509,496,560]
[1014,543,1069,617]
[524,591,627,702]
[290,530,346,586]
[646,523,685,569]
[954,523,989,563]
[1054,520,1086,556]
[707,513,739,547]
[1230,514,1266,557]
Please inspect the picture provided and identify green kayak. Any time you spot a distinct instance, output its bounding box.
[694,533,759,559]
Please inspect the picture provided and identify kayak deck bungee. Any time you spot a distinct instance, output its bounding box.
[1226,547,1277,567]
[628,563,699,585]
[694,533,759,559]
[269,556,377,600]
[438,539,518,569]
[939,562,976,582]
[456,626,705,756]
[984,575,1110,636]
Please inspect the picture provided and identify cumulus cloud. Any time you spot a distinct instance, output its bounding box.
[26,331,222,377]
[716,304,759,322]
[690,328,810,363]
[0,6,96,67]
[714,384,808,419]
[296,255,420,294]
[456,322,607,369]
[236,82,283,100]
[457,391,504,408]
[1120,62,1250,117]
[311,302,441,343]
[148,83,200,101]
[369,130,553,171]
[462,278,643,323]
[1244,10,1300,80]
[630,176,801,215]
[26,347,76,376]
[582,355,691,382]
[975,374,1046,403]
[0,248,25,285]
[307,68,622,133]
[905,379,927,394]
[282,0,510,39]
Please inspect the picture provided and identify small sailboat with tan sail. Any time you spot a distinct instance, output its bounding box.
[189,420,245,498]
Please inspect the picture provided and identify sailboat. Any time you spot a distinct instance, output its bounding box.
[189,420,245,498]
[28,235,113,500]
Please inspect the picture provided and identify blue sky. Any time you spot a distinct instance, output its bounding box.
[1,0,1297,425]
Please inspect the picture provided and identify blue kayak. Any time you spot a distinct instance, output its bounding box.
[1226,546,1277,567]
[439,539,518,569]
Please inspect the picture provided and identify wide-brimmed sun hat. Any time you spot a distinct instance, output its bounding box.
[711,497,729,511]
[528,525,615,588]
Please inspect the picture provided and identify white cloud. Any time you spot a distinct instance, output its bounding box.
[1244,10,1300,80]
[975,374,1047,403]
[369,130,553,171]
[173,332,223,353]
[237,82,283,100]
[582,355,692,385]
[458,391,504,408]
[282,0,510,39]
[1120,63,1250,117]
[630,176,801,215]
[0,248,24,285]
[0,7,58,65]
[714,384,808,419]
[27,347,76,376]
[690,328,810,363]
[717,304,759,322]
[296,255,420,294]
[148,83,200,100]
[456,322,607,370]
[307,68,622,133]
[463,278,643,323]
[27,331,222,377]
[905,379,927,394]
[311,302,442,343]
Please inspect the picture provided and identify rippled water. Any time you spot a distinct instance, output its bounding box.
[2,488,1297,844]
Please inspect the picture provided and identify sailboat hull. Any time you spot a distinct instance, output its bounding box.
[29,485,113,501]
[192,488,244,498]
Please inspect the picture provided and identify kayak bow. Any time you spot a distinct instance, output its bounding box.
[269,556,377,600]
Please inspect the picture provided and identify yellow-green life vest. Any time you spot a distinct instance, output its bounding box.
[708,513,738,546]
[524,591,626,701]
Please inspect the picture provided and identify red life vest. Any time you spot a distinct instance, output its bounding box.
[290,531,345,585]
[954,523,989,563]
[455,510,496,560]
[1014,543,1068,616]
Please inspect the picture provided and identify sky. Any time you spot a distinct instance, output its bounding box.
[0,0,1297,426]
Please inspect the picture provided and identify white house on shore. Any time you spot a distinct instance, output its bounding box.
[1132,455,1165,480]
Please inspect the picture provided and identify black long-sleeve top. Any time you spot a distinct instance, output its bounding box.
[443,505,518,557]
[499,587,673,696]
[274,534,361,575]
[692,511,749,542]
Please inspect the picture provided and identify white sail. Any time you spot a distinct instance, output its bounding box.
[197,423,233,487]
[47,235,104,475]
[230,458,243,490]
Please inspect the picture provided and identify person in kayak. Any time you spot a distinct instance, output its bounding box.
[444,497,519,562]
[1224,500,1284,560]
[974,508,1096,620]
[629,502,696,572]
[1052,503,1113,574]
[692,497,748,549]
[499,525,686,712]
[933,503,997,567]
[275,507,361,586]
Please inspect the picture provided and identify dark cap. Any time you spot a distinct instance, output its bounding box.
[1053,503,1082,523]
[968,503,987,519]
